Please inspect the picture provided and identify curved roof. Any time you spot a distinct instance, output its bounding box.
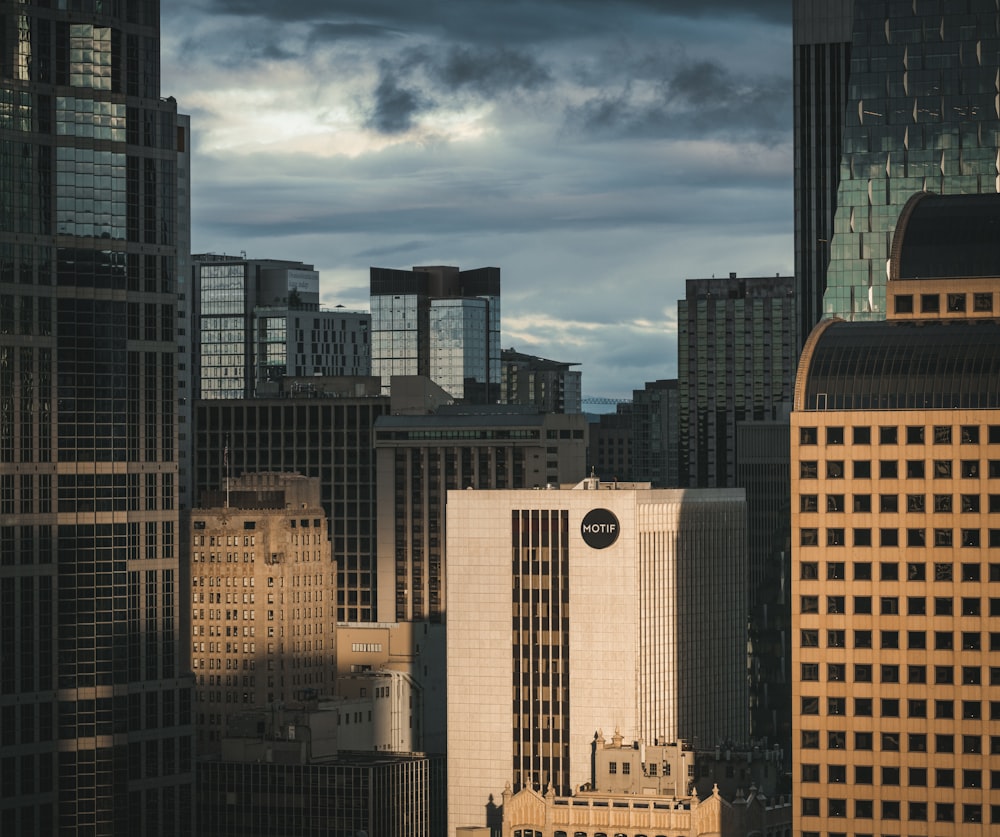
[889,192,1000,281]
[796,319,1000,411]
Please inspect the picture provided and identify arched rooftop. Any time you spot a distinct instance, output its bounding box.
[889,192,1000,282]
[796,318,1000,411]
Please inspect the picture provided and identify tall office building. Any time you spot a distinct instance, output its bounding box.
[447,478,748,835]
[792,193,1000,836]
[370,264,500,402]
[189,473,335,754]
[793,0,853,344]
[194,254,370,401]
[0,2,194,834]
[794,0,1000,333]
[374,407,588,623]
[194,384,389,623]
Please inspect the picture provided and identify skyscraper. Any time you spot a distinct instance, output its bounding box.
[792,0,853,344]
[792,192,1000,836]
[794,0,1000,333]
[0,2,193,834]
[447,478,748,835]
[369,264,500,402]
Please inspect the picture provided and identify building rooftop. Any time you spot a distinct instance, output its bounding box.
[890,192,1000,281]
[797,318,1000,411]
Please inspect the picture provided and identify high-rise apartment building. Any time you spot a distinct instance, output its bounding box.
[500,348,582,414]
[189,473,335,754]
[370,264,500,402]
[447,478,748,835]
[0,3,194,834]
[631,378,679,488]
[792,192,1000,836]
[678,273,796,489]
[374,407,588,623]
[794,0,1000,333]
[193,254,370,401]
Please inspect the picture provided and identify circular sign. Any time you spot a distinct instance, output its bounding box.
[580,508,620,549]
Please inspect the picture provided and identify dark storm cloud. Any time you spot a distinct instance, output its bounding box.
[366,65,430,133]
[307,22,405,44]
[196,0,789,45]
[568,57,789,143]
[363,45,551,134]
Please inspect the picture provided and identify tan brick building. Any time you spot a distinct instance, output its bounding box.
[792,192,1000,835]
[190,473,335,753]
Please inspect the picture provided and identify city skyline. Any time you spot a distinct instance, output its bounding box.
[162,0,794,400]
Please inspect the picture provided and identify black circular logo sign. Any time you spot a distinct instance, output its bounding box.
[580,508,620,549]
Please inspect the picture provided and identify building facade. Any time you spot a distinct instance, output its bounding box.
[194,387,389,623]
[370,264,500,402]
[189,473,335,753]
[0,3,194,834]
[447,479,748,836]
[792,193,1000,836]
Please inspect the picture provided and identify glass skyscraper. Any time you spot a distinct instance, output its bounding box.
[795,0,1000,333]
[370,264,500,403]
[0,3,193,834]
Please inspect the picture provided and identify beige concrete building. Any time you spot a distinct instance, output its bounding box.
[447,478,748,835]
[792,192,1000,835]
[190,472,335,753]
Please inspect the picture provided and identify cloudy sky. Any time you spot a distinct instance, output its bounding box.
[162,0,793,401]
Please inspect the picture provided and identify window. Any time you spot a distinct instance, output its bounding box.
[855,765,872,784]
[826,528,844,546]
[827,461,844,479]
[828,697,846,715]
[828,663,845,681]
[621,762,630,775]
[907,460,925,478]
[881,698,899,717]
[800,596,819,614]
[800,494,818,512]
[881,664,899,683]
[880,528,898,546]
[800,528,818,547]
[826,494,844,512]
[882,766,900,785]
[934,597,953,616]
[855,697,872,716]
[908,595,925,614]
[608,762,617,774]
[935,665,953,684]
[962,563,981,581]
[827,630,845,648]
[880,630,898,649]
[855,731,872,750]
[800,629,819,647]
[962,460,980,478]
[909,802,928,821]
[908,665,926,683]
[882,800,900,820]
[828,730,846,749]
[906,426,925,444]
[801,730,819,748]
[880,460,898,478]
[853,528,872,546]
[853,460,871,478]
[880,596,899,615]
[909,767,927,786]
[880,426,898,445]
[801,764,819,782]
[853,494,872,512]
[801,797,819,815]
[933,425,952,444]
[907,631,925,649]
[799,427,818,445]
[960,493,977,512]
[854,561,872,580]
[827,427,844,444]
[934,459,952,477]
[827,596,845,614]
[800,561,819,579]
[880,562,898,581]
[827,561,845,579]
[879,493,898,512]
[800,461,818,479]
[855,630,872,648]
[936,735,954,753]
[801,663,819,681]
[907,562,925,581]
[854,596,872,615]
[853,426,871,444]
[907,528,925,547]
[908,733,927,752]
[935,631,953,650]
[908,699,926,717]
[854,664,872,682]
[907,492,925,511]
